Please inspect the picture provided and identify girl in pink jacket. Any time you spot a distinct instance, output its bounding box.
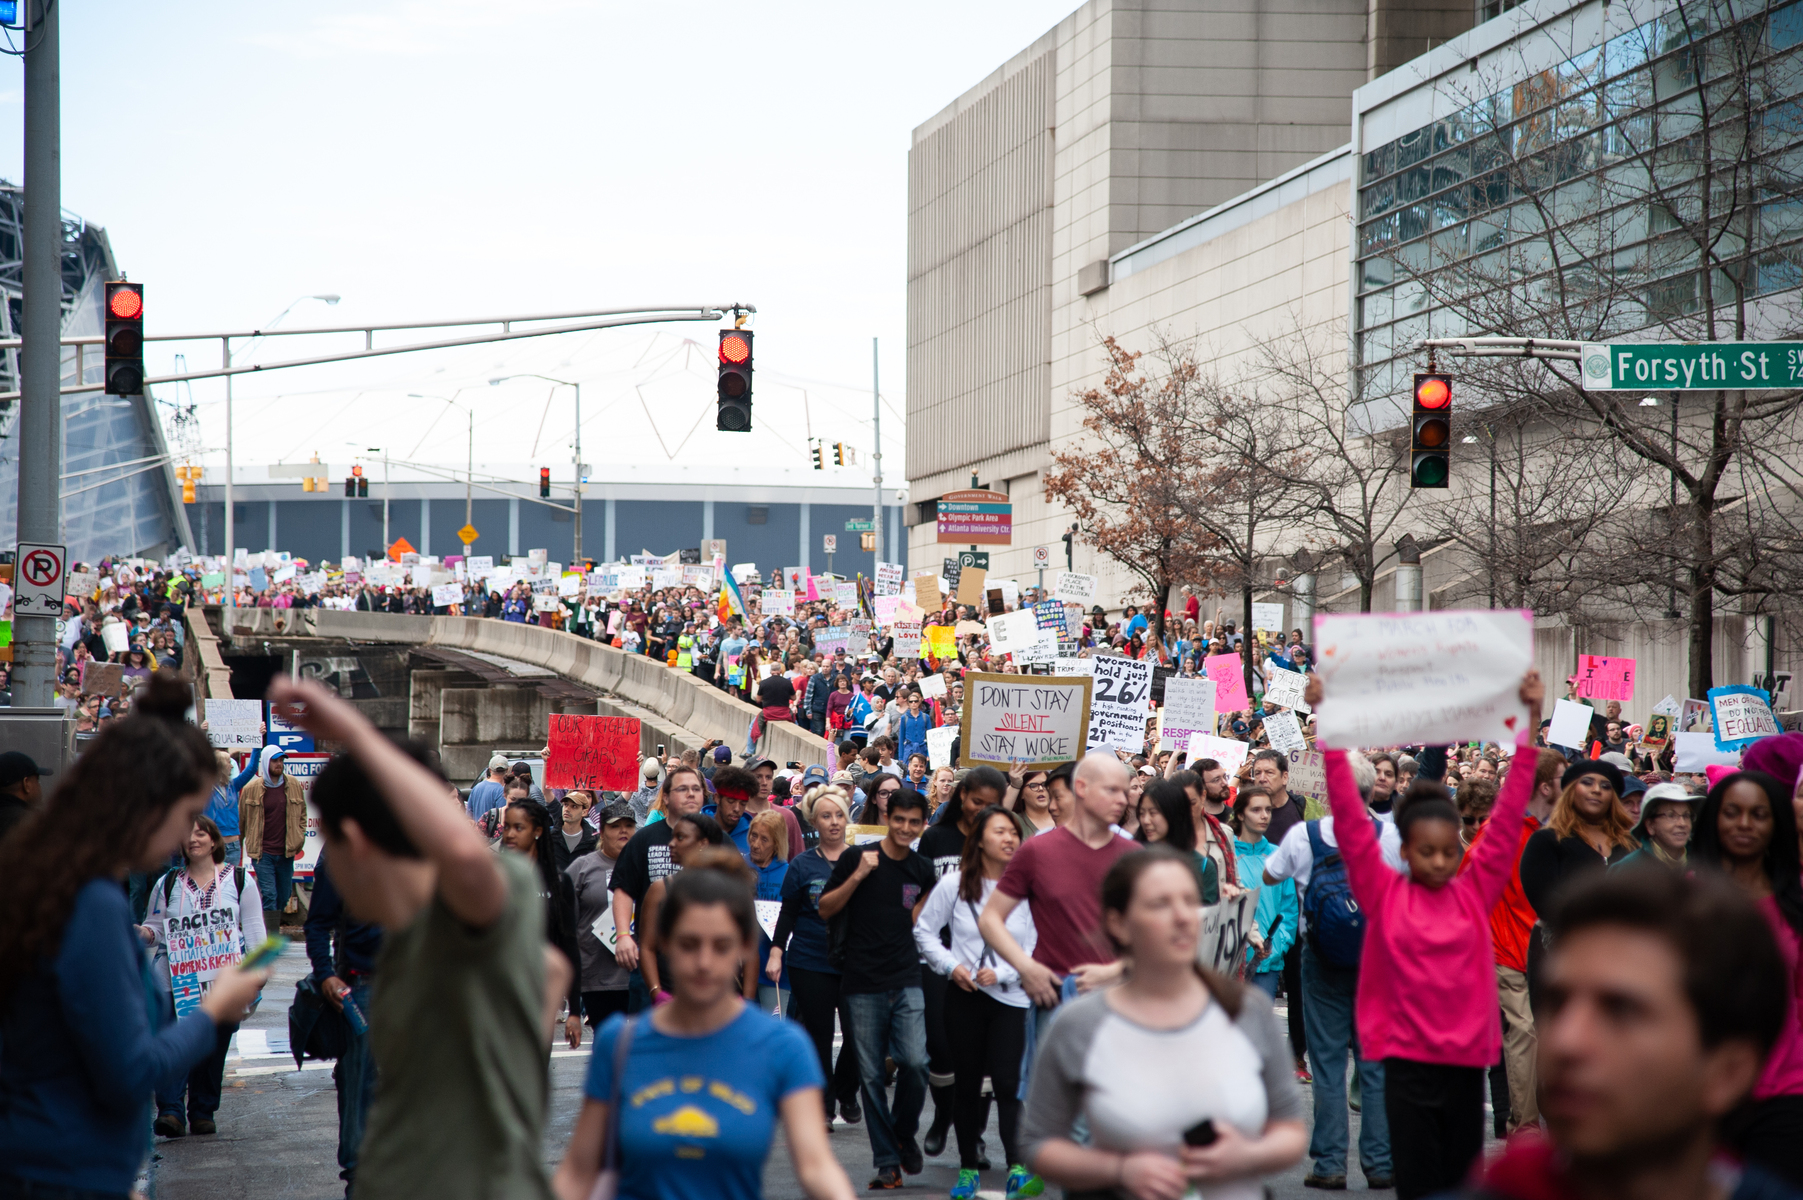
[1313,670,1544,1200]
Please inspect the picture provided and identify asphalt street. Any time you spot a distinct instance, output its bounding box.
[148,941,1480,1200]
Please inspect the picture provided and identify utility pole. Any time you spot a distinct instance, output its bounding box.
[222,340,235,635]
[383,448,391,551]
[14,0,59,707]
[872,338,882,574]
[573,381,583,564]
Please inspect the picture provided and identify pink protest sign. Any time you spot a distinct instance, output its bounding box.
[1574,655,1635,703]
[1204,653,1251,712]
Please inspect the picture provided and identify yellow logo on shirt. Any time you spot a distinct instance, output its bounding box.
[653,1106,720,1138]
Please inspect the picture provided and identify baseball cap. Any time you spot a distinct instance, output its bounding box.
[748,757,778,772]
[487,754,510,773]
[801,764,830,788]
[598,801,637,826]
[640,759,663,782]
[712,745,732,763]
[0,752,49,788]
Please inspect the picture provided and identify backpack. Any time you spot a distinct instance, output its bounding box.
[1302,819,1374,969]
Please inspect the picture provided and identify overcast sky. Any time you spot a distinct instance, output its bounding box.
[0,1,1074,480]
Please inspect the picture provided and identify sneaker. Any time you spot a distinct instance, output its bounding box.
[1365,1175,1395,1190]
[1303,1174,1346,1190]
[900,1136,925,1175]
[841,1093,863,1125]
[189,1117,217,1136]
[1005,1165,1046,1200]
[1295,1065,1314,1084]
[153,1112,185,1139]
[869,1167,904,1190]
[951,1169,980,1200]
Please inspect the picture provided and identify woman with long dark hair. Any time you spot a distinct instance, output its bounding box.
[500,796,584,1048]
[1135,780,1219,903]
[1022,847,1306,1200]
[0,672,270,1195]
[913,805,1041,1200]
[859,772,905,827]
[1690,769,1803,1187]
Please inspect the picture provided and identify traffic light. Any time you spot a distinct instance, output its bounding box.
[176,465,197,504]
[344,475,356,497]
[104,281,144,396]
[716,329,754,432]
[833,442,845,467]
[809,440,823,470]
[1411,372,1452,489]
[539,467,551,498]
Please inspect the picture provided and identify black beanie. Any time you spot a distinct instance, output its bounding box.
[1561,758,1625,796]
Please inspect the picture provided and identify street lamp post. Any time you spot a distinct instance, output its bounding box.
[489,374,582,563]
[222,294,338,639]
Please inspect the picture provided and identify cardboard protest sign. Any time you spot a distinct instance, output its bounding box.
[1204,653,1250,712]
[1199,888,1260,977]
[1086,655,1154,752]
[1286,749,1329,816]
[1574,654,1636,703]
[1262,665,1311,712]
[1187,733,1251,777]
[914,573,943,613]
[1053,572,1096,604]
[1157,677,1218,751]
[80,659,125,698]
[1264,709,1307,753]
[926,725,959,770]
[1709,686,1778,752]
[1312,609,1533,749]
[204,698,264,749]
[1547,698,1595,750]
[960,671,1093,769]
[545,714,642,791]
[955,566,988,608]
[891,621,922,659]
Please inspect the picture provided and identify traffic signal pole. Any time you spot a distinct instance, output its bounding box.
[872,338,882,573]
[15,0,59,707]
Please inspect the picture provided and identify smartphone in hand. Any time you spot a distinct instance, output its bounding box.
[239,935,286,972]
[1182,1119,1218,1148]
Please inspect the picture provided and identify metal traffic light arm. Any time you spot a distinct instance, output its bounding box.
[1416,336,1584,361]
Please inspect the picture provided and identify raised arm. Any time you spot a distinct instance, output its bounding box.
[1464,673,1545,907]
[267,677,507,929]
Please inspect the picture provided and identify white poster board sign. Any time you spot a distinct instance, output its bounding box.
[875,562,904,596]
[1086,655,1154,752]
[959,671,1093,769]
[1053,572,1097,605]
[1186,733,1252,777]
[1250,602,1285,633]
[987,610,1041,655]
[1674,731,1742,772]
[763,590,795,617]
[431,582,464,608]
[1263,665,1311,713]
[891,621,922,659]
[1264,709,1307,753]
[1548,698,1595,751]
[1312,609,1533,749]
[1054,656,1094,677]
[1158,677,1218,751]
[919,673,948,700]
[204,698,264,749]
[926,725,959,771]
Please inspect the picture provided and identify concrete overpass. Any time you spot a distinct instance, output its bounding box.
[191,607,833,781]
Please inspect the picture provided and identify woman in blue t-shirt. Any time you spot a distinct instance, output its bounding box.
[766,785,862,1126]
[748,811,790,1013]
[555,852,855,1200]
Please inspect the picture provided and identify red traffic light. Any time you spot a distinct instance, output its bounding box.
[1414,375,1450,410]
[107,284,143,320]
[719,333,751,365]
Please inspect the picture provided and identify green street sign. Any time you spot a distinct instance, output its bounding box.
[844,519,876,532]
[1580,342,1803,391]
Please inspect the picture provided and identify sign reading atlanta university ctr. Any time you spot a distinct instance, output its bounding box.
[1581,342,1803,391]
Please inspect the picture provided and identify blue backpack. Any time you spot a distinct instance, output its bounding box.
[1303,819,1375,969]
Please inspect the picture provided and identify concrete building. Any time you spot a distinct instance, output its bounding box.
[189,461,908,579]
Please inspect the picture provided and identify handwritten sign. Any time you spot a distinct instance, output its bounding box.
[919,673,948,700]
[1264,709,1307,753]
[1311,609,1533,749]
[545,714,642,791]
[1086,655,1154,752]
[1157,677,1218,751]
[431,582,464,608]
[987,610,1041,654]
[763,589,795,617]
[927,725,959,770]
[1054,656,1094,677]
[1709,685,1778,752]
[875,562,904,596]
[1053,572,1096,605]
[1199,888,1260,977]
[80,659,125,698]
[1251,603,1285,633]
[1204,653,1250,712]
[1574,654,1636,702]
[960,671,1093,769]
[204,698,264,749]
[914,573,942,613]
[1286,749,1328,814]
[1186,733,1251,777]
[891,621,922,659]
[1262,665,1311,712]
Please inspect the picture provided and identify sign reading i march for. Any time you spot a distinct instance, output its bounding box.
[1581,342,1803,390]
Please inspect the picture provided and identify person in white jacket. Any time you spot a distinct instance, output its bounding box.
[913,805,1043,1200]
[145,814,266,1139]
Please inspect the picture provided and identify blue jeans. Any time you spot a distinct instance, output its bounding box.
[256,852,294,916]
[1300,942,1391,1179]
[335,980,377,1188]
[156,1018,236,1120]
[1250,969,1282,998]
[845,987,928,1169]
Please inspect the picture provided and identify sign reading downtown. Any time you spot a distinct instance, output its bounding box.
[1581,342,1803,391]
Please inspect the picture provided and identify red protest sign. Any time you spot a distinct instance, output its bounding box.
[545,714,641,791]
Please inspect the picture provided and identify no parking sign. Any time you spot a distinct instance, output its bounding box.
[14,542,66,617]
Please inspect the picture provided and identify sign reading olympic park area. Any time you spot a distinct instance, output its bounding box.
[1580,342,1803,391]
[936,489,1013,545]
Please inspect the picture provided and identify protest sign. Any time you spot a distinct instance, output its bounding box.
[955,566,987,608]
[1262,665,1311,712]
[987,610,1041,655]
[1652,694,1681,718]
[204,698,264,749]
[1053,572,1096,605]
[914,573,942,613]
[1287,749,1328,815]
[80,659,125,698]
[66,569,99,599]
[533,594,559,613]
[919,672,948,700]
[560,572,583,597]
[1000,581,1019,611]
[1311,609,1533,749]
[1157,677,1218,751]
[873,595,903,627]
[926,725,959,770]
[1548,698,1596,750]
[1709,686,1778,752]
[466,555,494,578]
[1187,733,1251,777]
[834,582,859,610]
[1681,698,1712,733]
[875,562,904,595]
[1054,656,1094,677]
[100,621,131,657]
[1203,654,1250,712]
[960,671,1093,769]
[284,752,332,879]
[815,626,852,656]
[891,621,922,659]
[763,589,795,617]
[1199,888,1260,977]
[1015,627,1059,665]
[651,568,681,590]
[1642,712,1672,749]
[1574,654,1636,703]
[925,625,956,660]
[1086,655,1153,752]
[545,714,643,791]
[1264,709,1307,753]
[1675,731,1741,772]
[1251,603,1285,633]
[431,582,464,608]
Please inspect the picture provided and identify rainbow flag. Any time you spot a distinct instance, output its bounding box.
[717,571,748,624]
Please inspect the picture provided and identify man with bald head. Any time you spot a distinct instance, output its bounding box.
[980,752,1137,1078]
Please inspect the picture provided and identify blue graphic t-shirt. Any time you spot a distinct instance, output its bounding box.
[585,1006,822,1200]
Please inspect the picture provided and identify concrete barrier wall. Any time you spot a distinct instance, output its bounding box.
[311,610,435,644]
[189,607,236,707]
